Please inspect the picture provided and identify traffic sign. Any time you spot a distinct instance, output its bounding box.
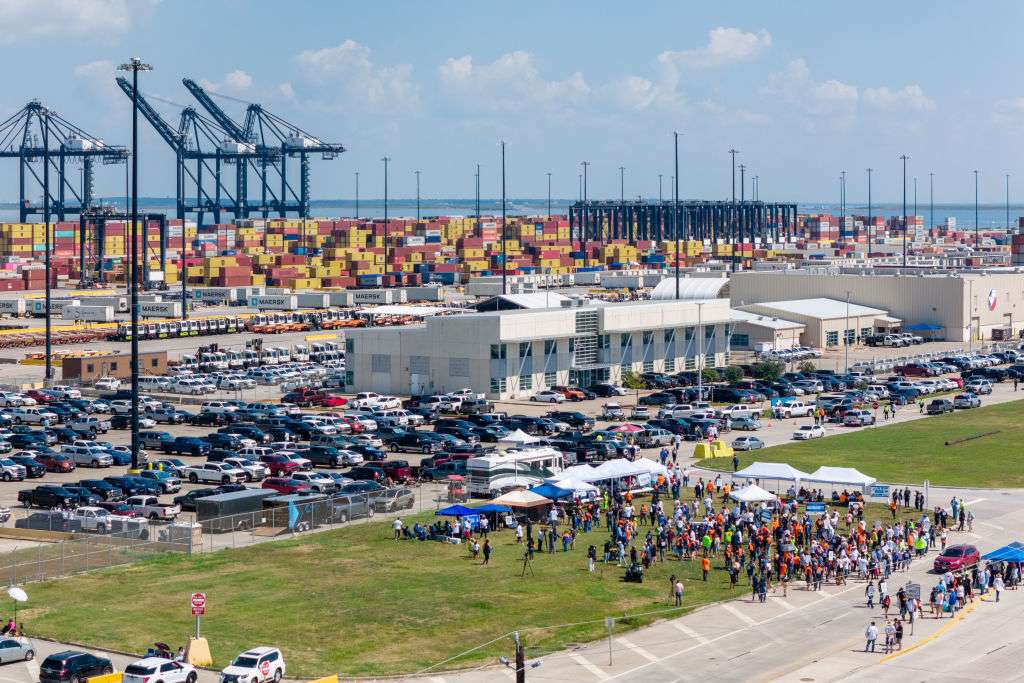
[191,592,206,616]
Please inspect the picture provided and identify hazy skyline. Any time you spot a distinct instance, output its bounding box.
[3,1,1024,205]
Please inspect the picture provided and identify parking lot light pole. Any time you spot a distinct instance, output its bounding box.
[120,56,152,470]
[697,301,704,399]
[43,108,52,383]
[844,291,851,374]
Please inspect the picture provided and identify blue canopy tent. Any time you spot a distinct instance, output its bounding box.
[982,542,1024,562]
[905,323,944,339]
[475,504,512,513]
[528,483,574,500]
[435,504,478,517]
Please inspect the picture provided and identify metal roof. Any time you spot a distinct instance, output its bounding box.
[729,309,805,330]
[481,292,574,309]
[649,277,729,301]
[740,298,889,320]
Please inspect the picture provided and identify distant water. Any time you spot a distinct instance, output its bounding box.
[1,198,1020,229]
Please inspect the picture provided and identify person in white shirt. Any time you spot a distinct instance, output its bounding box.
[864,621,878,652]
[392,517,403,540]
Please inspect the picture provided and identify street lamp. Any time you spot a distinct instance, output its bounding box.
[974,169,980,250]
[866,168,873,245]
[119,56,152,470]
[674,132,681,299]
[353,171,359,219]
[899,154,910,268]
[581,161,590,268]
[381,156,390,274]
[729,148,739,272]
[475,164,481,233]
[42,107,52,382]
[501,141,507,295]
[546,172,552,219]
[414,169,421,222]
[619,166,625,203]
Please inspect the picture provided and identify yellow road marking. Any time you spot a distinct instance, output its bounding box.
[878,599,978,663]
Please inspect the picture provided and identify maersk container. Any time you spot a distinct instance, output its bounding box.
[31,299,79,317]
[327,291,354,307]
[295,292,330,309]
[66,305,114,322]
[0,299,26,316]
[83,295,128,313]
[140,301,183,318]
[401,286,444,302]
[250,294,299,310]
[351,289,407,305]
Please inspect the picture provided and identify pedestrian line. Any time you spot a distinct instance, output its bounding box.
[670,622,709,644]
[721,602,759,626]
[569,652,609,680]
[616,636,658,662]
[769,595,796,611]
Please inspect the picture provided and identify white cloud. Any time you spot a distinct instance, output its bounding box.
[660,27,772,70]
[863,85,935,112]
[73,59,122,110]
[763,58,858,124]
[438,51,589,114]
[198,70,254,94]
[993,98,1024,130]
[296,39,419,110]
[0,0,159,42]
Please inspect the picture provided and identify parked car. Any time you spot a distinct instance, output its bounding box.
[123,658,197,683]
[842,409,876,427]
[792,425,826,440]
[0,637,33,663]
[953,393,981,409]
[530,390,565,404]
[933,544,980,572]
[40,651,113,683]
[926,399,955,415]
[731,436,764,451]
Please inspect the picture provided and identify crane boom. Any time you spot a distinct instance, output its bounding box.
[115,77,183,152]
[182,79,248,142]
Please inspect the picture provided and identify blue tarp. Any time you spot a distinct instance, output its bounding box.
[528,483,574,500]
[905,323,944,331]
[435,504,478,517]
[982,541,1024,562]
[475,504,513,513]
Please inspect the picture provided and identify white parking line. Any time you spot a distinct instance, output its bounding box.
[670,622,709,644]
[979,521,1005,530]
[569,653,609,680]
[721,602,759,626]
[616,636,658,662]
[770,595,796,611]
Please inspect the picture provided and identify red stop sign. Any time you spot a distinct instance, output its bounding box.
[191,592,206,615]
[259,661,270,677]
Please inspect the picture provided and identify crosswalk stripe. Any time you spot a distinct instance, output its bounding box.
[770,595,796,611]
[670,621,710,644]
[721,602,759,626]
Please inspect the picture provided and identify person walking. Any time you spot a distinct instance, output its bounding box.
[864,621,878,652]
[482,539,491,565]
[392,517,403,540]
[866,580,876,609]
[994,574,1005,603]
[674,578,684,607]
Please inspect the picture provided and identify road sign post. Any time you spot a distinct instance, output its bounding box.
[191,592,206,638]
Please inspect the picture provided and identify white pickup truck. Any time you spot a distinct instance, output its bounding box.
[715,404,759,420]
[73,506,118,533]
[772,401,816,418]
[658,402,714,420]
[67,415,111,435]
[125,495,180,521]
[184,461,247,485]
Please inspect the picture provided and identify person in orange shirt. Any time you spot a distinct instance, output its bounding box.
[701,556,710,581]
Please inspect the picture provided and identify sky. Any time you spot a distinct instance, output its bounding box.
[3,0,1024,205]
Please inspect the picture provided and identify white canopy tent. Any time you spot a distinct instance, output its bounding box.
[729,484,778,503]
[733,462,810,481]
[803,466,877,488]
[498,429,541,447]
[630,458,670,480]
[549,464,603,483]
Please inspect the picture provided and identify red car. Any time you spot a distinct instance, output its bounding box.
[933,544,980,572]
[36,453,75,473]
[317,394,348,407]
[258,454,301,477]
[261,477,312,495]
[24,389,54,404]
[96,501,138,517]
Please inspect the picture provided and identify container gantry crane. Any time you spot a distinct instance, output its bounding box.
[182,78,346,218]
[0,101,128,221]
[115,76,259,226]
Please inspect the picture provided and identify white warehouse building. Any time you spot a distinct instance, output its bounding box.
[345,298,733,400]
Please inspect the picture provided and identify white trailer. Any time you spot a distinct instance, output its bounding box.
[295,292,330,309]
[249,294,299,310]
[66,305,114,322]
[0,299,26,316]
[140,301,183,318]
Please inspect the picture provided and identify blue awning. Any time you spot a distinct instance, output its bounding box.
[981,542,1024,562]
[528,483,574,500]
[905,323,944,331]
[474,504,513,513]
[435,504,478,517]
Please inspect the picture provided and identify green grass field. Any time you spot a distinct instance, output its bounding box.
[706,399,1024,488]
[20,510,743,677]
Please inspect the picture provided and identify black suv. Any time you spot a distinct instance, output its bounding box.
[544,411,595,430]
[40,651,113,683]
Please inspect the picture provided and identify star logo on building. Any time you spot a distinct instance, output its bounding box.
[988,289,998,311]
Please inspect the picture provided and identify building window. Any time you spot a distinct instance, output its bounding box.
[519,342,532,358]
[345,338,354,354]
[489,377,507,393]
[642,361,654,372]
[859,326,872,340]
[664,357,675,372]
[519,374,533,390]
[705,325,714,339]
[706,353,717,367]
[620,334,631,348]
[730,334,750,348]
[151,358,159,367]
[826,330,839,346]
[664,329,675,344]
[642,331,653,346]
[544,371,557,386]
[449,358,469,377]
[490,344,506,359]
[86,363,94,373]
[844,329,855,345]
[685,357,696,370]
[598,334,610,349]
[110,362,118,371]
[410,356,430,374]
[684,327,694,341]
[371,354,391,373]
[544,339,556,355]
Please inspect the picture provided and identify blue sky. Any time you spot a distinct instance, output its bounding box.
[3,0,1024,204]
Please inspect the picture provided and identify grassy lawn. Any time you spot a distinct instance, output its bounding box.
[19,508,744,678]
[705,399,1024,488]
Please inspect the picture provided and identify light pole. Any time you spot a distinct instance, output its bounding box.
[581,161,590,268]
[867,168,873,245]
[753,175,759,202]
[899,154,909,268]
[619,166,625,203]
[546,172,551,219]
[41,107,53,382]
[844,290,851,374]
[929,172,934,232]
[840,170,846,237]
[414,169,421,222]
[354,171,359,219]
[381,156,390,274]
[674,132,681,299]
[974,170,980,250]
[119,55,152,470]
[501,141,507,295]
[1006,173,1011,231]
[696,301,704,399]
[729,148,739,272]
[475,164,481,233]
[658,174,663,203]
[913,176,918,224]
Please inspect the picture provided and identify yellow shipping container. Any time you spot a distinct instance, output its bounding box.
[251,274,266,286]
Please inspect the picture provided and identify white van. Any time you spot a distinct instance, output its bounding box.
[201,401,238,415]
[138,376,172,391]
